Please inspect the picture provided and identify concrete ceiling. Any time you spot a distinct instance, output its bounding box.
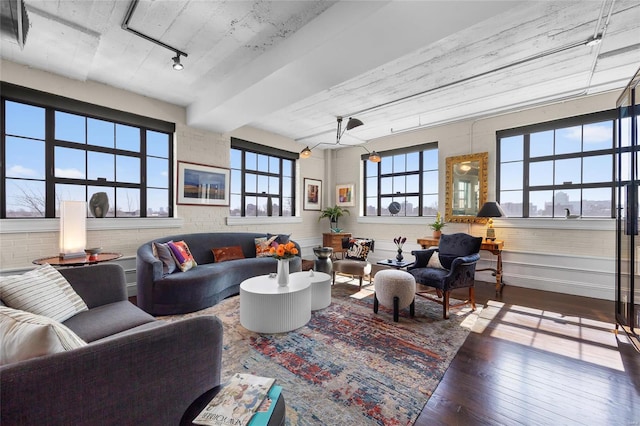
[1,0,639,150]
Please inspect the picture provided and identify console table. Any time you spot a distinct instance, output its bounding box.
[417,237,505,295]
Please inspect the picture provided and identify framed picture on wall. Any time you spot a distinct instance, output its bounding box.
[336,183,355,207]
[303,178,322,211]
[177,161,230,206]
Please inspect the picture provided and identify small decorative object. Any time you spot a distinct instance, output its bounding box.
[270,241,299,287]
[429,212,446,238]
[388,201,401,215]
[394,236,406,262]
[84,247,102,261]
[319,205,350,232]
[89,192,109,218]
[267,195,273,216]
[564,208,580,219]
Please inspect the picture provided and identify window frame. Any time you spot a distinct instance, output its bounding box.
[362,143,438,217]
[1,82,175,219]
[229,137,297,217]
[496,109,617,218]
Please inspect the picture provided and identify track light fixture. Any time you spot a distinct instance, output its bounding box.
[122,0,188,72]
[172,54,184,70]
[299,117,378,162]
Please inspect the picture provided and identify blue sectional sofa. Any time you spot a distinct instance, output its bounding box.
[136,232,302,315]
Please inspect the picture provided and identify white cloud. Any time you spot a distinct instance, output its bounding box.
[161,171,168,177]
[7,164,39,178]
[55,168,84,179]
[584,125,612,144]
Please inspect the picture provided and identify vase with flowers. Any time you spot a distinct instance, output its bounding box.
[429,212,446,238]
[393,236,407,262]
[269,241,299,286]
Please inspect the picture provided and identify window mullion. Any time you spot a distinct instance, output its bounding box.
[45,108,56,217]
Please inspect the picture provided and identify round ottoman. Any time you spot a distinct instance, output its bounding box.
[373,269,416,322]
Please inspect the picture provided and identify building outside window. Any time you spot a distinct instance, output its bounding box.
[1,84,174,219]
[229,138,296,217]
[497,110,617,218]
[364,143,438,216]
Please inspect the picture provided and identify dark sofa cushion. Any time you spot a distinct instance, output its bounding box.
[63,301,156,343]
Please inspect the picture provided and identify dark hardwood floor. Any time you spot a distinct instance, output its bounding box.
[415,281,640,425]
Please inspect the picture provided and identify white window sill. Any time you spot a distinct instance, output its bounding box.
[0,217,184,233]
[358,216,615,231]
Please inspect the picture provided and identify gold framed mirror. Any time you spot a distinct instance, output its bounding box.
[445,152,488,223]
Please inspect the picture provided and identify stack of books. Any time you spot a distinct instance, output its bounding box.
[192,373,282,426]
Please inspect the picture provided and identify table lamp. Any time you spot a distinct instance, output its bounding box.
[477,202,506,241]
[59,201,87,259]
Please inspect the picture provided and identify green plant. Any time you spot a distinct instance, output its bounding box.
[319,205,350,231]
[429,212,446,231]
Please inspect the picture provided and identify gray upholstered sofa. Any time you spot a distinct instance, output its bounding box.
[0,263,223,425]
[136,232,302,315]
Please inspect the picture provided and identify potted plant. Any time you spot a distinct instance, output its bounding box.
[429,212,446,238]
[319,205,350,232]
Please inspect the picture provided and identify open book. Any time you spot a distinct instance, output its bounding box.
[193,373,275,426]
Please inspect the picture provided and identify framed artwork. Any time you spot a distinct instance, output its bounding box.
[303,178,322,211]
[336,183,355,207]
[177,161,230,206]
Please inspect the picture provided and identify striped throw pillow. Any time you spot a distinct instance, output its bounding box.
[0,306,87,365]
[0,264,88,322]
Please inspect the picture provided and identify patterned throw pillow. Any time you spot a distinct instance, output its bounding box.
[0,306,87,364]
[167,241,197,272]
[152,241,177,275]
[267,233,291,245]
[212,246,245,262]
[0,264,88,322]
[255,236,278,258]
[345,239,373,261]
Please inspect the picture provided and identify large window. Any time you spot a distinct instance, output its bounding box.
[497,110,616,218]
[1,84,174,218]
[363,143,438,216]
[229,138,296,217]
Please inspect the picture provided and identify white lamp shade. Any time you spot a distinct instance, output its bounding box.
[59,201,87,259]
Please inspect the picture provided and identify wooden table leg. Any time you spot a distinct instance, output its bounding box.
[495,250,503,295]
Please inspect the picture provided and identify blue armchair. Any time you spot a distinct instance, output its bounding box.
[408,233,482,319]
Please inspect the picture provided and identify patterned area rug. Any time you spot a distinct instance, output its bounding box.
[161,281,479,425]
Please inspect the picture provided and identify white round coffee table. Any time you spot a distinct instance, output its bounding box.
[290,271,331,311]
[240,273,311,333]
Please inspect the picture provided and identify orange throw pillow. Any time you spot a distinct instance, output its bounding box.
[212,246,245,262]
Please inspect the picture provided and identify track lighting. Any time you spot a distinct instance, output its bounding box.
[172,54,184,70]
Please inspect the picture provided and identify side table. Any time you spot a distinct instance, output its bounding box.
[291,271,331,310]
[33,252,123,267]
[180,385,286,426]
[377,259,414,269]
